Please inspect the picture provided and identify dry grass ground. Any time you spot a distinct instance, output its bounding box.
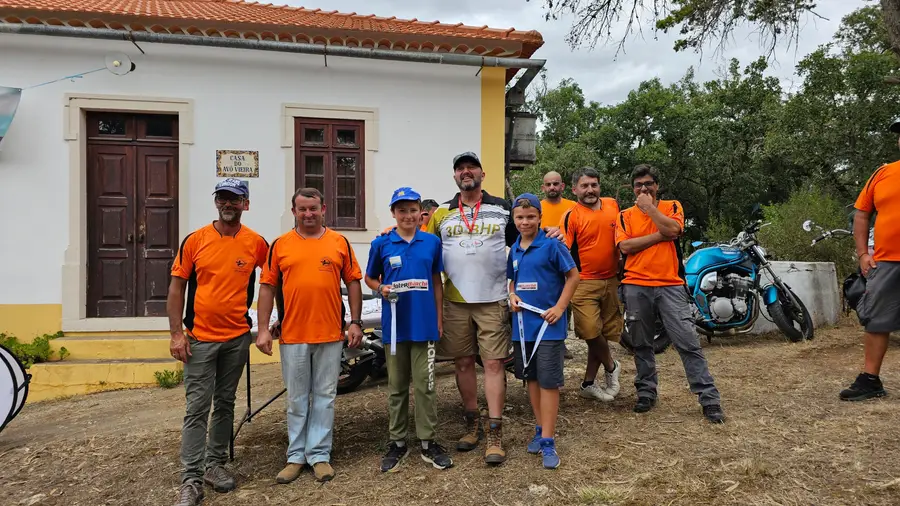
[2,317,899,506]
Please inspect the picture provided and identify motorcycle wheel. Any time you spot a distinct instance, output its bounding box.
[337,359,373,395]
[619,318,671,355]
[767,286,814,342]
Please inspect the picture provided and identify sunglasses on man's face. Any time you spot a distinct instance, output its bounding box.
[633,181,657,189]
[215,194,244,205]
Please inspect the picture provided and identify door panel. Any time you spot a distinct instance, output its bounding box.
[86,145,135,317]
[136,146,179,317]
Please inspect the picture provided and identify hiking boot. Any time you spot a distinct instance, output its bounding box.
[702,404,726,424]
[840,373,887,401]
[174,480,204,506]
[203,465,235,493]
[275,463,304,484]
[483,418,506,465]
[540,438,560,469]
[313,462,335,482]
[604,360,621,397]
[380,441,409,473]
[421,441,453,470]
[580,383,614,402]
[526,426,542,454]
[633,397,656,413]
[456,410,483,451]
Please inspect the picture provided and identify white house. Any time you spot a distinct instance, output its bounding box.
[0,0,545,400]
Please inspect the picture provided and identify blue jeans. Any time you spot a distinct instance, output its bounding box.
[280,340,343,465]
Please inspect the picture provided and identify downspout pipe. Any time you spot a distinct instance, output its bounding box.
[0,22,547,69]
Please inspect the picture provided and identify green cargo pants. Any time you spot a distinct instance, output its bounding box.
[386,340,438,442]
[180,332,250,483]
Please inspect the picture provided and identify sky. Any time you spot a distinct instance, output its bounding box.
[309,0,868,105]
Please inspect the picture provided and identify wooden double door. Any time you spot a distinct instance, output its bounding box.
[85,112,179,318]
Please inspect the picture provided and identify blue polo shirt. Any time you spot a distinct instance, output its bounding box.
[507,230,577,341]
[366,229,444,343]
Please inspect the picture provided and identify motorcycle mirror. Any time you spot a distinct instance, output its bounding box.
[802,220,813,232]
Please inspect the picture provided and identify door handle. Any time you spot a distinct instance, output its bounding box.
[127,233,134,243]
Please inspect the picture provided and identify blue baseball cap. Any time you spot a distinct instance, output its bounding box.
[213,178,249,197]
[389,186,422,207]
[512,193,542,213]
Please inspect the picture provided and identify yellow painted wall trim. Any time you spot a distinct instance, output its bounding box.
[480,67,506,198]
[0,304,62,341]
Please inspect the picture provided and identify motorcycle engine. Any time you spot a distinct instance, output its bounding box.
[703,272,753,323]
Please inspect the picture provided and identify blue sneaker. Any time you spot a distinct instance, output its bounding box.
[527,426,542,454]
[540,438,560,469]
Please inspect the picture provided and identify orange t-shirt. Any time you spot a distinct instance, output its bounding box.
[615,200,685,287]
[171,223,269,342]
[855,161,900,262]
[261,228,362,344]
[541,198,577,229]
[560,199,620,280]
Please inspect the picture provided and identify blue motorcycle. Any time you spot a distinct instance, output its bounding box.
[685,215,814,343]
[621,208,815,353]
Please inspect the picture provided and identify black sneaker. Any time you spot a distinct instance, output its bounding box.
[840,373,887,401]
[702,404,725,424]
[380,441,409,473]
[421,441,453,470]
[633,397,656,413]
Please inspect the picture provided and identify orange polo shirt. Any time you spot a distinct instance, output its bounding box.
[171,223,269,342]
[560,198,620,280]
[615,200,685,287]
[541,198,577,229]
[855,161,900,262]
[261,228,362,344]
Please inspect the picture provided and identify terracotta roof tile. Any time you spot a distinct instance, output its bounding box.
[0,0,544,50]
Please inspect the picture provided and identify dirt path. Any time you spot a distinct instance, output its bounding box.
[2,318,899,506]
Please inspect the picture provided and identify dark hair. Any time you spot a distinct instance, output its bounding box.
[421,199,439,210]
[570,167,601,187]
[291,187,324,208]
[631,164,660,186]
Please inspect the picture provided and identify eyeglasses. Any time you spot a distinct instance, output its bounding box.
[633,181,657,189]
[215,195,244,205]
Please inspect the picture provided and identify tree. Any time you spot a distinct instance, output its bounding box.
[531,0,819,55]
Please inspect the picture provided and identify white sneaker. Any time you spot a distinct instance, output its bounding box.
[604,360,621,397]
[580,383,614,402]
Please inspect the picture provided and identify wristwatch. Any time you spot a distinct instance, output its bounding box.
[349,319,364,327]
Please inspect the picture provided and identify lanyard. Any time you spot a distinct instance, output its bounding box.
[516,300,549,368]
[458,197,481,234]
[385,282,417,355]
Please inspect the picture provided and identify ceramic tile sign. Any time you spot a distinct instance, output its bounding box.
[216,150,259,178]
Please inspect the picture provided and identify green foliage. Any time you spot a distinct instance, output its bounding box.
[521,5,900,251]
[154,369,184,389]
[758,187,858,280]
[0,331,65,368]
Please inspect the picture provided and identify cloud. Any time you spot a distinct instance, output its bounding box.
[308,0,865,104]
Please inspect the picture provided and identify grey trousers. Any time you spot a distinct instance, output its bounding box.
[180,332,251,483]
[622,285,720,406]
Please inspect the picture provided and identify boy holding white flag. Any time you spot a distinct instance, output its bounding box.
[507,193,580,470]
[365,187,452,473]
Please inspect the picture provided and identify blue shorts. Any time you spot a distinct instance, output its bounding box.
[512,340,565,389]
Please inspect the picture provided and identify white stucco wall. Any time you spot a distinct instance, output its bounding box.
[750,261,842,335]
[0,33,483,306]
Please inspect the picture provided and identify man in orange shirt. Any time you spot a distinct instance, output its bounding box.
[540,171,577,229]
[840,121,900,401]
[561,167,622,402]
[255,187,364,484]
[168,179,269,506]
[615,165,724,423]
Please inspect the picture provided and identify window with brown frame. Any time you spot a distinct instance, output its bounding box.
[294,118,366,229]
